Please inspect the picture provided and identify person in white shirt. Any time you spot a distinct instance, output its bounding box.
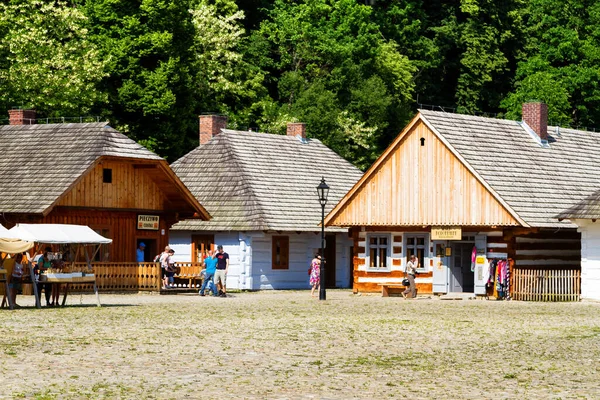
[403,254,418,299]
[158,246,171,289]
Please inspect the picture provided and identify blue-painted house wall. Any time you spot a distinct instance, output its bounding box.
[169,231,353,290]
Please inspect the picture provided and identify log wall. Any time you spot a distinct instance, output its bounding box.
[57,160,165,210]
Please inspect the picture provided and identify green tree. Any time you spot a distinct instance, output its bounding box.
[245,0,416,169]
[190,0,267,130]
[427,0,525,113]
[0,0,107,117]
[81,0,200,159]
[502,0,600,127]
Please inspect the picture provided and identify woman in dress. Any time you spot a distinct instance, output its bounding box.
[310,254,321,297]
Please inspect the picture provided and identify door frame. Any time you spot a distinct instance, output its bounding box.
[449,241,475,293]
[191,234,215,263]
[325,234,336,288]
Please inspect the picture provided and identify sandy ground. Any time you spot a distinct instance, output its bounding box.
[0,290,599,399]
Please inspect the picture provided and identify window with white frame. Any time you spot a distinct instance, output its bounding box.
[405,234,428,271]
[368,235,390,270]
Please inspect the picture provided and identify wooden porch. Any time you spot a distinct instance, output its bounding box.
[67,262,204,292]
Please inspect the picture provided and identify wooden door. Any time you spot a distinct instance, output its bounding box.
[325,234,336,288]
[191,235,214,263]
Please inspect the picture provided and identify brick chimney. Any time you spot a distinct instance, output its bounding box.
[8,109,36,125]
[286,122,306,139]
[522,102,548,141]
[199,114,227,145]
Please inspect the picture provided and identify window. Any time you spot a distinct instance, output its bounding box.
[272,236,289,269]
[103,168,112,183]
[406,234,428,271]
[368,235,389,270]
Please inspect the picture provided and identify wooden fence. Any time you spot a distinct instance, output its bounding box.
[68,262,204,292]
[512,267,581,302]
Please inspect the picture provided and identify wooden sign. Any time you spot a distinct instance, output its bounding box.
[431,226,462,241]
[137,215,159,230]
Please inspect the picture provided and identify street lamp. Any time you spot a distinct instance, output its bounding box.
[316,177,329,301]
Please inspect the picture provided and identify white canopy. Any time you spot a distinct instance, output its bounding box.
[0,224,35,253]
[6,224,112,245]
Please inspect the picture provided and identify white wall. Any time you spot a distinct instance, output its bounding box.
[576,220,600,301]
[170,230,353,290]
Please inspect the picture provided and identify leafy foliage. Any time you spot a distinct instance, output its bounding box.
[0,0,107,117]
[1,0,600,166]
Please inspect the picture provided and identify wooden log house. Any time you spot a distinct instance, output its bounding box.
[325,103,587,300]
[168,116,364,290]
[0,109,210,266]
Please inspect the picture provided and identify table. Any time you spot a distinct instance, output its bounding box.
[35,274,101,308]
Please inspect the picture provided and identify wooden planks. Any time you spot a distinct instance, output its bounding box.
[328,120,520,227]
[57,160,165,211]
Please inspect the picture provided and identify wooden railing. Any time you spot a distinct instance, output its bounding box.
[70,262,162,291]
[67,262,205,292]
[512,267,581,302]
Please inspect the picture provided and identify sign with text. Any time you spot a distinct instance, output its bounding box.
[431,226,462,241]
[137,215,159,230]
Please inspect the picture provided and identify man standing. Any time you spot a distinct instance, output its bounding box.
[136,242,146,263]
[199,249,217,296]
[214,245,229,297]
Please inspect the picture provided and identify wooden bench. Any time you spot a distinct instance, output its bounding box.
[173,264,203,289]
[378,283,415,298]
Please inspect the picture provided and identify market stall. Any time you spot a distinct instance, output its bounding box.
[0,224,35,310]
[5,224,112,308]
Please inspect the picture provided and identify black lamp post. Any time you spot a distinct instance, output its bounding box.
[316,177,329,301]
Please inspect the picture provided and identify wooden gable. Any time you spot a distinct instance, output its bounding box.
[55,157,209,219]
[57,159,164,210]
[326,116,522,227]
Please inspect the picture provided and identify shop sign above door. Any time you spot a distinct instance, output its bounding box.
[137,215,159,230]
[431,226,462,240]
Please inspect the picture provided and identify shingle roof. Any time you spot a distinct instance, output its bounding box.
[171,130,363,231]
[420,109,600,228]
[556,190,600,220]
[0,122,162,214]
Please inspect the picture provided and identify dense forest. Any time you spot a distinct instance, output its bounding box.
[1,0,599,169]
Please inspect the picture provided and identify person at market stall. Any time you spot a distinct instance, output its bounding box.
[136,242,146,263]
[9,253,24,307]
[36,247,53,307]
[49,254,66,307]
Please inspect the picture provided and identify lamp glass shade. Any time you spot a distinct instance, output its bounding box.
[316,178,329,206]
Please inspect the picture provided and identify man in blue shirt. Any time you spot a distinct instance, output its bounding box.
[199,250,218,296]
[136,242,146,262]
